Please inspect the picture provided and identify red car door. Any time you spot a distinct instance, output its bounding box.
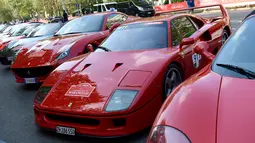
[171,16,203,78]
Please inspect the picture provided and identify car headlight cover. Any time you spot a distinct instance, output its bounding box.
[35,87,52,104]
[56,42,75,60]
[56,50,69,60]
[149,126,191,143]
[105,90,138,112]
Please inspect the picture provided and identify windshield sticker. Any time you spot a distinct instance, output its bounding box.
[65,83,95,97]
[192,53,202,68]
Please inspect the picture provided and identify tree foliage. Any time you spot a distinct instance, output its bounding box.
[0,0,185,22]
[0,0,108,21]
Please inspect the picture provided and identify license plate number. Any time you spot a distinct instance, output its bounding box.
[148,12,152,14]
[24,78,36,84]
[56,126,75,136]
[7,56,13,61]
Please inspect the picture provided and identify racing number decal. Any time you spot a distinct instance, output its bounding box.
[192,53,201,68]
[65,83,95,97]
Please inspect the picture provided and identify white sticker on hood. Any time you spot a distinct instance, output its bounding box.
[65,83,95,97]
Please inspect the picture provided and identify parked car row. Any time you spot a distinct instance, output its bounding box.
[2,4,254,142]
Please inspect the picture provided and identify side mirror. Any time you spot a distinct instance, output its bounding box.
[194,41,215,61]
[180,38,195,50]
[109,23,121,33]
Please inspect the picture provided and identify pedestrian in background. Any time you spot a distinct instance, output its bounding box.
[186,0,195,13]
[63,10,68,23]
[110,7,117,12]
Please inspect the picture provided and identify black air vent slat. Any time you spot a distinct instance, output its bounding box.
[112,63,123,72]
[82,64,91,71]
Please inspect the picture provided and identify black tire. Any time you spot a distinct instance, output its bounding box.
[162,64,183,101]
[222,29,229,45]
[0,58,11,65]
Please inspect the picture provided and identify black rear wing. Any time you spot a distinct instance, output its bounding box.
[155,4,229,19]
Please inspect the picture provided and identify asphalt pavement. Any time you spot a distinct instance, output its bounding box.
[0,8,254,143]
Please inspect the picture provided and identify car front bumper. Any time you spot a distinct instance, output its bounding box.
[34,95,161,137]
[11,65,56,84]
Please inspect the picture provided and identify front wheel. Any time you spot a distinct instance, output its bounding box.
[162,64,183,101]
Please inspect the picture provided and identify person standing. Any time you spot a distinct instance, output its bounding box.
[110,7,117,12]
[63,10,68,23]
[186,0,195,13]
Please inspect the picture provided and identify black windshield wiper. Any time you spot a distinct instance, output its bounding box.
[216,63,255,79]
[97,46,111,52]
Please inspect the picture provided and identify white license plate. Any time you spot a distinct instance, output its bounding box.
[24,78,36,84]
[7,56,13,61]
[56,126,75,136]
[148,12,152,14]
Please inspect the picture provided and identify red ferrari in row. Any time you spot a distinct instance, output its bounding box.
[147,13,255,143]
[11,12,136,84]
[33,5,231,137]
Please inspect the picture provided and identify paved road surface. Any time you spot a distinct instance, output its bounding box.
[0,8,254,143]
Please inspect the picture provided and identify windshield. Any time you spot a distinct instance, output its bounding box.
[0,25,7,32]
[56,15,105,35]
[99,22,168,52]
[212,17,255,79]
[3,26,12,34]
[11,24,28,36]
[22,24,39,36]
[30,23,62,37]
[132,0,151,6]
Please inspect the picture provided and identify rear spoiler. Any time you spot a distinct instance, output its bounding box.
[155,4,229,19]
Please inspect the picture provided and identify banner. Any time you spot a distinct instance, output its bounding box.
[199,0,255,6]
[154,2,188,12]
[154,0,255,12]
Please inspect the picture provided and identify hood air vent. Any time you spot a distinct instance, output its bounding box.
[112,63,123,72]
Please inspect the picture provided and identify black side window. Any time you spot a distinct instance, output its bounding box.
[93,6,97,12]
[98,6,102,12]
[172,17,196,39]
[106,14,127,29]
[189,17,204,29]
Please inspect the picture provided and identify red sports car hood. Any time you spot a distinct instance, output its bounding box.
[12,33,92,67]
[217,76,255,143]
[41,49,175,115]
